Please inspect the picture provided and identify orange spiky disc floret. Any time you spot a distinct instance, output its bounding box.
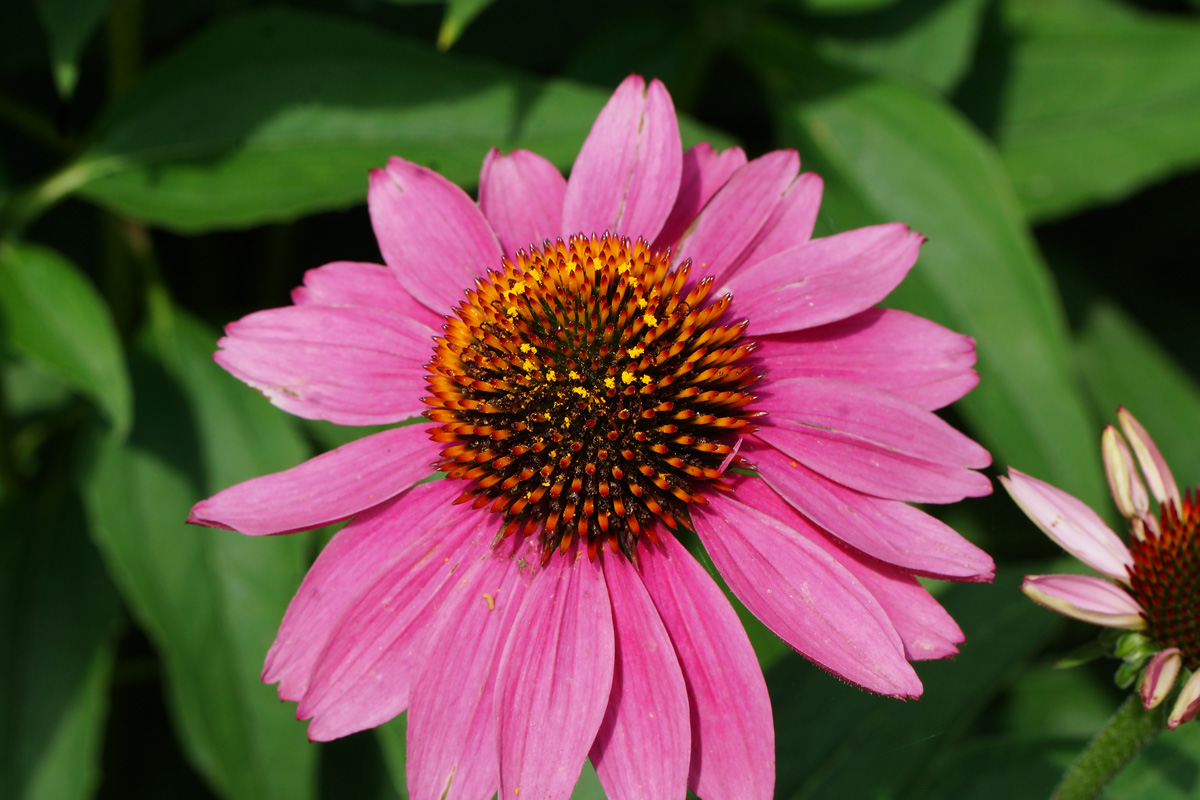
[422,233,759,563]
[1129,489,1200,669]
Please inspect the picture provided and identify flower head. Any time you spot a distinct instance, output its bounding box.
[189,75,993,799]
[1004,407,1200,729]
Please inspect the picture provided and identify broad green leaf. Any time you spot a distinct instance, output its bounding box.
[0,495,122,800]
[437,0,496,50]
[804,0,990,93]
[918,737,1078,800]
[73,7,726,232]
[0,243,131,435]
[959,0,1200,222]
[34,0,110,96]
[82,310,317,800]
[771,564,1060,799]
[1007,663,1121,740]
[750,36,1105,506]
[1108,724,1200,799]
[1077,300,1200,482]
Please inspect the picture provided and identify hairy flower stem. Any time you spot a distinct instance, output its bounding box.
[1051,694,1166,800]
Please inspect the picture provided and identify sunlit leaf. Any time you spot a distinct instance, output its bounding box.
[72,7,725,232]
[0,496,122,800]
[1077,300,1200,482]
[959,0,1200,222]
[0,243,131,436]
[802,0,989,93]
[750,34,1105,506]
[82,310,317,800]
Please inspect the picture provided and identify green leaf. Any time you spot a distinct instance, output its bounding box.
[82,310,318,800]
[750,37,1105,506]
[0,495,122,800]
[804,0,990,94]
[0,242,131,436]
[437,0,496,50]
[376,715,410,800]
[73,7,726,232]
[960,0,1200,222]
[770,565,1061,799]
[1077,300,1200,482]
[917,737,1079,800]
[1108,724,1200,799]
[34,0,110,96]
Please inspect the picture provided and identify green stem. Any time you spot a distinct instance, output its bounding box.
[1051,694,1166,800]
[0,160,97,240]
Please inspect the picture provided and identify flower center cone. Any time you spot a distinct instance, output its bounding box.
[423,233,760,564]
[1129,489,1200,668]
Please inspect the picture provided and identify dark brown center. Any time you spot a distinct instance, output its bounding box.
[1128,489,1200,669]
[422,233,759,563]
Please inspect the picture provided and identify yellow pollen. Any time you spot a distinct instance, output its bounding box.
[627,346,644,358]
[641,375,652,385]
[643,313,659,327]
[637,297,648,309]
[572,386,590,397]
[563,416,571,426]
[617,262,631,275]
[522,358,535,371]
[569,370,581,380]
[622,370,635,384]
[511,280,526,294]
[506,306,518,317]
[546,369,556,381]
[604,377,616,389]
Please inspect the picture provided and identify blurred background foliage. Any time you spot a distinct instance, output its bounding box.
[2,0,1199,797]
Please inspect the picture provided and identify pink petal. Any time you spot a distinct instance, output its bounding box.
[754,377,992,504]
[653,143,748,250]
[496,549,615,800]
[638,532,773,800]
[1102,424,1149,520]
[1118,406,1181,508]
[188,424,440,535]
[754,307,979,411]
[299,511,493,741]
[407,540,533,800]
[369,157,503,314]
[725,223,923,335]
[1169,671,1200,729]
[1142,648,1182,710]
[561,75,682,242]
[1001,470,1133,581]
[291,261,444,331]
[1022,574,1146,629]
[694,492,922,698]
[589,552,690,800]
[214,305,431,425]
[261,480,466,700]
[734,477,966,661]
[748,438,993,581]
[721,172,824,282]
[672,150,799,285]
[479,148,567,258]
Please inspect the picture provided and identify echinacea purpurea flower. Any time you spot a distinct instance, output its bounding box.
[1004,407,1200,729]
[189,74,994,800]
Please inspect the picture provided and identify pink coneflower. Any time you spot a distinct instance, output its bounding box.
[1004,407,1200,730]
[189,75,993,800]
